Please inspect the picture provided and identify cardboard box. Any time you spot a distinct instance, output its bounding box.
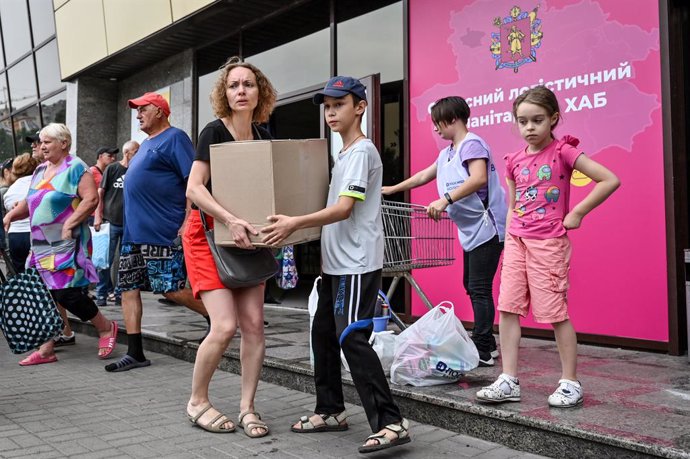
[210,139,329,247]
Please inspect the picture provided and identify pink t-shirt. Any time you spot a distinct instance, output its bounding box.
[504,135,584,239]
[90,165,103,188]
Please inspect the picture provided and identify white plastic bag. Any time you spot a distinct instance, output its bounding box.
[371,330,396,376]
[90,223,110,270]
[308,276,321,368]
[341,330,396,375]
[390,301,479,386]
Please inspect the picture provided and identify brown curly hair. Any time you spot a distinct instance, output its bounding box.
[11,152,40,178]
[210,56,277,123]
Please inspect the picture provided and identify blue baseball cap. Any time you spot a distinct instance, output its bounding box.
[313,76,367,104]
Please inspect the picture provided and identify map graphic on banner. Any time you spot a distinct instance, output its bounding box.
[412,0,660,160]
[409,0,667,341]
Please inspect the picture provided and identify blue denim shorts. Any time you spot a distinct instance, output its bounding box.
[117,243,187,294]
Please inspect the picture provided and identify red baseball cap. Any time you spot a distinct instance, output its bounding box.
[128,92,171,117]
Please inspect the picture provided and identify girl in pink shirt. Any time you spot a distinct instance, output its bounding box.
[476,86,620,408]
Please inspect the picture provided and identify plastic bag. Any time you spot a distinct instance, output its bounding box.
[341,330,396,375]
[371,330,396,376]
[390,301,479,386]
[90,223,110,270]
[276,245,298,289]
[308,276,320,367]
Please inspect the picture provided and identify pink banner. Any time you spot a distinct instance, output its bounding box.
[409,0,666,341]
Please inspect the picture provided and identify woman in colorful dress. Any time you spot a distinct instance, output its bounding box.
[3,123,118,366]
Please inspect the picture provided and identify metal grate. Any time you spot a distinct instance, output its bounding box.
[382,200,455,273]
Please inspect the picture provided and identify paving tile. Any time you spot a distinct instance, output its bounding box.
[0,436,20,452]
[3,445,58,458]
[51,440,92,456]
[10,432,46,448]
[0,298,548,459]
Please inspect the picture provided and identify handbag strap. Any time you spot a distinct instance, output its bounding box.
[198,209,212,233]
[252,124,263,140]
[0,248,17,284]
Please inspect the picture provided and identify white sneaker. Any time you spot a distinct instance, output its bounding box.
[548,379,583,408]
[476,373,521,403]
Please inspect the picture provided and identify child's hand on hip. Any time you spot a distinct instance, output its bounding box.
[563,211,584,230]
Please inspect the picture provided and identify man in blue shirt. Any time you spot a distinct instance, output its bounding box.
[105,92,209,372]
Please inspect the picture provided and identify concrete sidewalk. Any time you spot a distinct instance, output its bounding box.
[0,334,544,459]
[62,289,690,459]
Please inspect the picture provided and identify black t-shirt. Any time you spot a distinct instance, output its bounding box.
[99,162,127,226]
[195,119,272,195]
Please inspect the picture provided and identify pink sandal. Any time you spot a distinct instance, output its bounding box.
[19,351,58,366]
[98,321,118,359]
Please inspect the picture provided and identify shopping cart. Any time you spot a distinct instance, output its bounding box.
[381,200,455,330]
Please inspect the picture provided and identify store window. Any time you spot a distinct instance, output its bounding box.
[29,0,56,46]
[0,72,8,117]
[0,1,65,157]
[197,70,218,130]
[246,28,330,96]
[8,57,37,111]
[41,91,66,125]
[0,129,14,161]
[337,2,403,83]
[0,30,4,69]
[13,104,40,154]
[36,40,62,96]
[0,0,33,64]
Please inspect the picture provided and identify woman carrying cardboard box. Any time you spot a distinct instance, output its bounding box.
[183,56,277,438]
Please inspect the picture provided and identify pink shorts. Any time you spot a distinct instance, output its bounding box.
[498,233,571,323]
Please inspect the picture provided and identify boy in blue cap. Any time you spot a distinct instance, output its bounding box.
[262,76,410,454]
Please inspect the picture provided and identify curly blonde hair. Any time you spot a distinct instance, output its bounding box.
[11,152,40,178]
[210,56,277,124]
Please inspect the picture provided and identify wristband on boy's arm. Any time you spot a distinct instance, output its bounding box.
[444,192,453,205]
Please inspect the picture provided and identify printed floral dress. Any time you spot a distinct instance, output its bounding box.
[26,155,97,290]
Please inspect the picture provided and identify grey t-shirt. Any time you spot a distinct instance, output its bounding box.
[321,138,384,275]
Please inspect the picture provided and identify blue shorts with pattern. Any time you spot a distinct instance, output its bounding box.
[117,243,187,294]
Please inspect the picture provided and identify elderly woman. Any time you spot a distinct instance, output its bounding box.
[3,123,118,366]
[184,57,276,437]
[3,153,40,273]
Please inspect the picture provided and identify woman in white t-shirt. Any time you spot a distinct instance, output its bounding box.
[3,153,39,272]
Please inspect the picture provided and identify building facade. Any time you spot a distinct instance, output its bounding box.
[0,0,66,162]
[16,0,689,354]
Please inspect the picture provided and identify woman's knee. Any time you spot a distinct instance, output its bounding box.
[52,288,98,321]
[240,319,264,341]
[211,321,237,341]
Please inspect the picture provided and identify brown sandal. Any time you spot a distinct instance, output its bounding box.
[238,411,269,438]
[186,403,235,433]
[358,418,411,454]
[291,411,349,433]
